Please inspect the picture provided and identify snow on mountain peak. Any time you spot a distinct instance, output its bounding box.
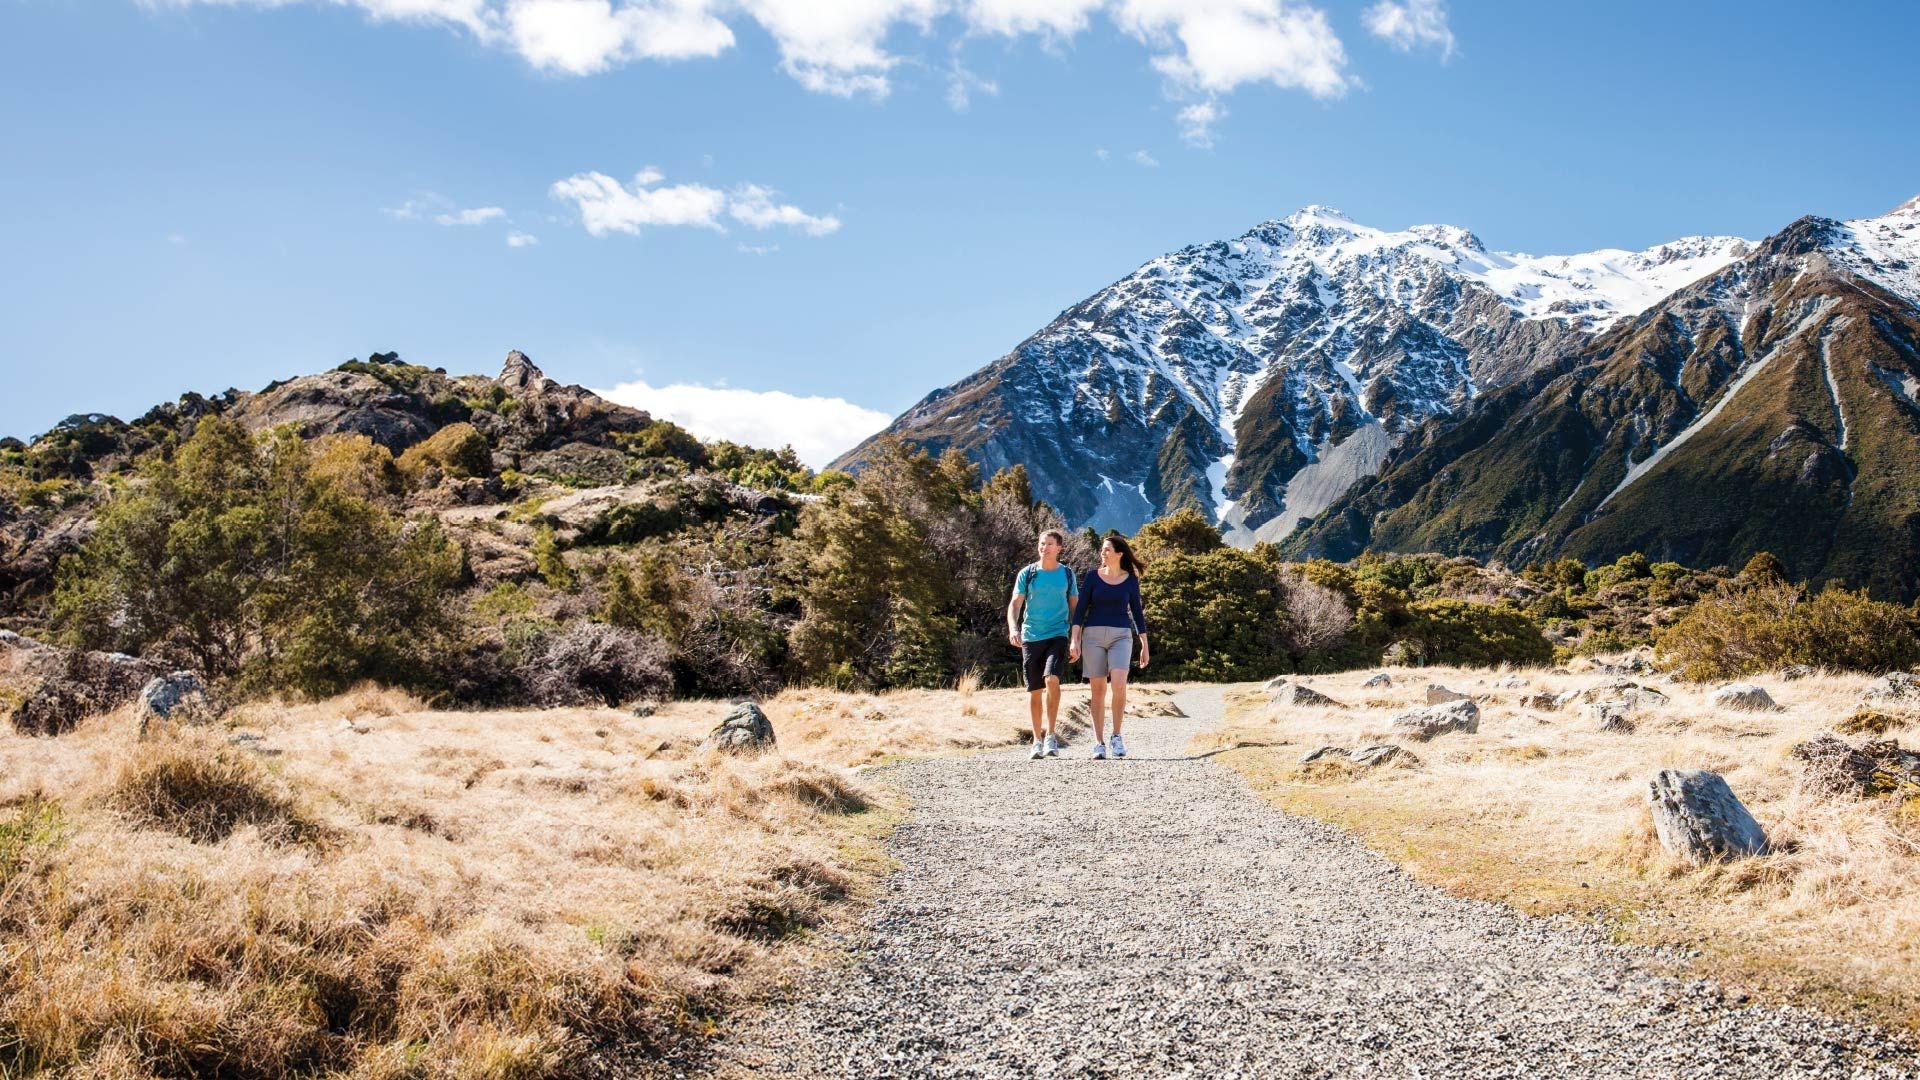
[1829,196,1920,309]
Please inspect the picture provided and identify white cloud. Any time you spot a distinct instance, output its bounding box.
[1176,99,1223,147]
[1094,146,1109,161]
[737,242,780,255]
[151,0,1361,132]
[1129,149,1158,167]
[597,378,890,468]
[1363,0,1453,59]
[551,168,839,238]
[1113,0,1350,98]
[945,57,998,110]
[166,233,189,245]
[507,230,539,246]
[504,0,733,75]
[435,205,507,225]
[727,183,841,235]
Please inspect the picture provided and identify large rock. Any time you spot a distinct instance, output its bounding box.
[1589,701,1636,733]
[524,442,629,487]
[1361,673,1393,689]
[1711,683,1778,712]
[1645,770,1767,863]
[1268,681,1345,709]
[1494,676,1529,689]
[707,701,776,753]
[1425,684,1470,704]
[1389,699,1480,740]
[1862,672,1920,706]
[1301,744,1418,769]
[228,369,437,450]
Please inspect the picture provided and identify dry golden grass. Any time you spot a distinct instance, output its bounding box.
[1202,664,1920,1030]
[0,682,1036,1079]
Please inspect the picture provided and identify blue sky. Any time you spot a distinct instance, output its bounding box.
[4,0,1918,464]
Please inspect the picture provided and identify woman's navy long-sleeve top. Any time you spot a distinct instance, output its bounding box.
[1074,569,1148,633]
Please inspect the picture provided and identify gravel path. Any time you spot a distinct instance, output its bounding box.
[704,685,1918,1079]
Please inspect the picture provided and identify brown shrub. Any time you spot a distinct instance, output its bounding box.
[103,736,319,844]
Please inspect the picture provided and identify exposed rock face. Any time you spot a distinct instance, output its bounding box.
[1389,699,1479,740]
[1267,681,1344,708]
[1579,679,1668,711]
[525,442,629,487]
[708,701,776,753]
[1646,770,1767,863]
[1425,684,1470,704]
[1711,683,1778,712]
[229,369,439,450]
[1301,744,1418,769]
[1590,701,1637,733]
[10,648,164,736]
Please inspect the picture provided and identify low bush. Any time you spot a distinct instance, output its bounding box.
[1400,598,1553,668]
[103,735,318,844]
[1656,580,1920,681]
[518,621,673,707]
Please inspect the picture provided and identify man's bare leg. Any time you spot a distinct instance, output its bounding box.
[1044,676,1062,737]
[1028,689,1045,741]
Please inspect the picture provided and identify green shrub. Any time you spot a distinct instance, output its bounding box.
[1655,580,1920,681]
[1141,547,1288,682]
[1131,508,1224,562]
[1398,598,1552,668]
[396,422,491,481]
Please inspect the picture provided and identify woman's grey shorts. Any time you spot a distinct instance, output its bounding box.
[1080,626,1134,679]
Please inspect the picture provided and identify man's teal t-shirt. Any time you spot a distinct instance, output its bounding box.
[1017,563,1078,642]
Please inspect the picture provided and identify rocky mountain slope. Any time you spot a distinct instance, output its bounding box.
[838,206,1751,541]
[1284,196,1920,600]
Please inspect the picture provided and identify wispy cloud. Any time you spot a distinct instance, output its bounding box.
[150,0,1367,140]
[435,206,506,226]
[945,56,999,111]
[1129,149,1159,167]
[1176,100,1224,148]
[596,377,889,469]
[507,230,539,247]
[551,167,839,238]
[737,242,780,255]
[1363,0,1454,60]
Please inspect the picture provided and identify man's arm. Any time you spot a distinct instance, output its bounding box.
[1006,591,1025,648]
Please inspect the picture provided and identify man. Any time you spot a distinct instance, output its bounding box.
[1007,528,1078,759]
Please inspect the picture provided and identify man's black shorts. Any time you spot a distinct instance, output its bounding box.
[1021,636,1070,692]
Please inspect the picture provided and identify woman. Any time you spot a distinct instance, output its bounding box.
[1068,532,1149,759]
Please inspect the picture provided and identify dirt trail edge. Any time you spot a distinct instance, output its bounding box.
[701,685,1918,1079]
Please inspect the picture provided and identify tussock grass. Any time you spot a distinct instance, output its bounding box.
[1205,664,1920,1030]
[0,683,1025,1078]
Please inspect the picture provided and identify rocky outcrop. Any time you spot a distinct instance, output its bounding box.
[229,369,440,450]
[1646,770,1767,863]
[1361,673,1392,689]
[137,671,213,734]
[10,647,164,736]
[1425,684,1470,704]
[1862,672,1920,706]
[1267,681,1344,708]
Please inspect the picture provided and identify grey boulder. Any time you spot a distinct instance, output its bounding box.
[1361,673,1393,689]
[1645,769,1767,863]
[1711,683,1778,712]
[708,701,776,753]
[138,671,212,733]
[1425,684,1470,704]
[1268,681,1345,709]
[1390,699,1480,740]
[1862,672,1920,705]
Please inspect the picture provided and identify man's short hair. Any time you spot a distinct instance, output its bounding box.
[1039,528,1067,547]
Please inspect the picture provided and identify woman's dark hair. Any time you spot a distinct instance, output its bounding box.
[1101,531,1145,576]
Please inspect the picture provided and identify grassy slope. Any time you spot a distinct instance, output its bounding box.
[1202,666,1920,1033]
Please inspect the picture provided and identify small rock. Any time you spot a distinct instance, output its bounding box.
[1268,681,1345,709]
[1711,683,1777,712]
[1579,678,1668,711]
[1520,691,1558,711]
[632,702,658,718]
[1352,744,1418,769]
[1779,664,1814,681]
[1645,769,1767,863]
[137,671,211,733]
[1361,673,1393,689]
[1425,684,1470,704]
[1300,745,1349,764]
[1261,675,1290,691]
[1590,701,1636,733]
[1494,676,1529,689]
[1390,699,1480,740]
[708,701,776,753]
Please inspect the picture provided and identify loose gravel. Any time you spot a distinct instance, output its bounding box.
[703,686,1918,1079]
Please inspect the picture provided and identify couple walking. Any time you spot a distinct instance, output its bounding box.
[1005,528,1149,760]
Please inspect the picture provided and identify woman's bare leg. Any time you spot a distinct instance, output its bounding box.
[1087,675,1108,745]
[1108,669,1129,736]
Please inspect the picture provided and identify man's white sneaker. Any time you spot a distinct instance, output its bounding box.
[1045,734,1061,757]
[1030,739,1045,760]
[1091,740,1107,760]
[1109,733,1127,758]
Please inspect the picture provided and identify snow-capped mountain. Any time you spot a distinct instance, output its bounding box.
[838,205,1751,541]
[1283,196,1920,600]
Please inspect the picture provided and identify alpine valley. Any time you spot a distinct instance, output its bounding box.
[839,196,1920,599]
